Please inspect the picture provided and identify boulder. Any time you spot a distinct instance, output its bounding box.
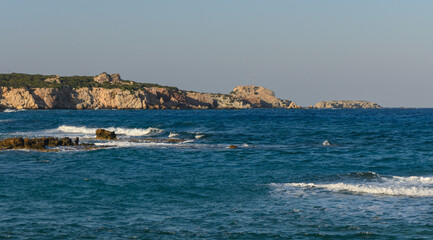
[96,129,117,140]
[94,73,112,83]
[111,73,122,83]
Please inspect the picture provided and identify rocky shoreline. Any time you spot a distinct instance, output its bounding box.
[0,129,191,152]
[0,73,381,109]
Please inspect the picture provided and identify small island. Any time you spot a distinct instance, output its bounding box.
[314,100,382,109]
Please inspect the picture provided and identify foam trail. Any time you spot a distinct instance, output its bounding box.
[3,109,25,113]
[195,134,204,139]
[56,125,163,137]
[272,174,433,197]
[277,182,433,197]
[390,176,433,185]
[168,132,179,138]
[94,141,184,148]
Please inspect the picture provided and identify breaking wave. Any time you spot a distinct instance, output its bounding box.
[271,173,433,197]
[94,140,189,148]
[195,134,205,139]
[3,109,26,113]
[168,132,179,138]
[56,125,163,137]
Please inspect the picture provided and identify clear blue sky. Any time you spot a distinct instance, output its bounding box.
[1,0,432,107]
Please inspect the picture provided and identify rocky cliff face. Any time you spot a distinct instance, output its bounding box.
[314,100,382,109]
[0,85,299,110]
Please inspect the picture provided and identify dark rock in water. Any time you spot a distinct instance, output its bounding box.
[0,137,77,150]
[60,137,73,146]
[167,138,184,143]
[0,137,24,149]
[96,129,117,140]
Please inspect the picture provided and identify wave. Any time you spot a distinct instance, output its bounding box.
[195,134,205,139]
[390,176,433,185]
[56,125,163,137]
[3,109,25,113]
[168,132,179,138]
[94,140,187,148]
[271,173,433,197]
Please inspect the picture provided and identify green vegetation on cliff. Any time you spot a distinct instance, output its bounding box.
[0,73,177,91]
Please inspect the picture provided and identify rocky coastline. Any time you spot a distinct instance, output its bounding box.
[0,129,189,152]
[0,73,381,110]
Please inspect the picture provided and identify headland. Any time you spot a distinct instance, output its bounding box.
[0,73,381,109]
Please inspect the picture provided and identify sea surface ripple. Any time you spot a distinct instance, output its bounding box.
[1,109,433,239]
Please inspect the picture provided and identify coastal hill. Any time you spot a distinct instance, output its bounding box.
[314,100,382,109]
[0,73,300,110]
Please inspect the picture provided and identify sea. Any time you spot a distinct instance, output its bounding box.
[0,109,432,239]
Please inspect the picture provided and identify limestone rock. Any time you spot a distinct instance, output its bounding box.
[230,85,299,108]
[314,100,382,109]
[94,72,112,83]
[111,73,121,83]
[0,81,300,110]
[96,129,117,140]
[44,75,60,84]
[93,73,122,84]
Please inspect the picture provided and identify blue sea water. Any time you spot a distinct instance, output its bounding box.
[1,109,433,239]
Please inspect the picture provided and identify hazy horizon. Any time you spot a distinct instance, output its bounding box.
[1,0,432,107]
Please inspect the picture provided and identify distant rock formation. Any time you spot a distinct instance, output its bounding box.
[0,78,299,110]
[314,100,382,109]
[44,75,60,84]
[230,86,300,108]
[93,72,122,84]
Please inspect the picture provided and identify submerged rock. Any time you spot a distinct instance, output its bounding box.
[96,129,117,140]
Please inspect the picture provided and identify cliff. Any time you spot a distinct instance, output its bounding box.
[314,100,382,109]
[0,73,299,110]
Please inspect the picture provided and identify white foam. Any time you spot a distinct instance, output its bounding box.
[3,109,25,113]
[390,176,433,185]
[56,125,163,137]
[322,140,331,146]
[94,140,183,148]
[195,134,204,139]
[168,132,179,138]
[272,174,433,197]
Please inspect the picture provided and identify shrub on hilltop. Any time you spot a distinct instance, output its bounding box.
[0,73,177,91]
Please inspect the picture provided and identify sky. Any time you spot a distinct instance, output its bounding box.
[1,0,433,107]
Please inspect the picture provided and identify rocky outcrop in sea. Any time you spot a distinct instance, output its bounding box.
[314,100,382,109]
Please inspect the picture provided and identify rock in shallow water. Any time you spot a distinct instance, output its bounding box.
[96,129,117,140]
[0,137,78,150]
